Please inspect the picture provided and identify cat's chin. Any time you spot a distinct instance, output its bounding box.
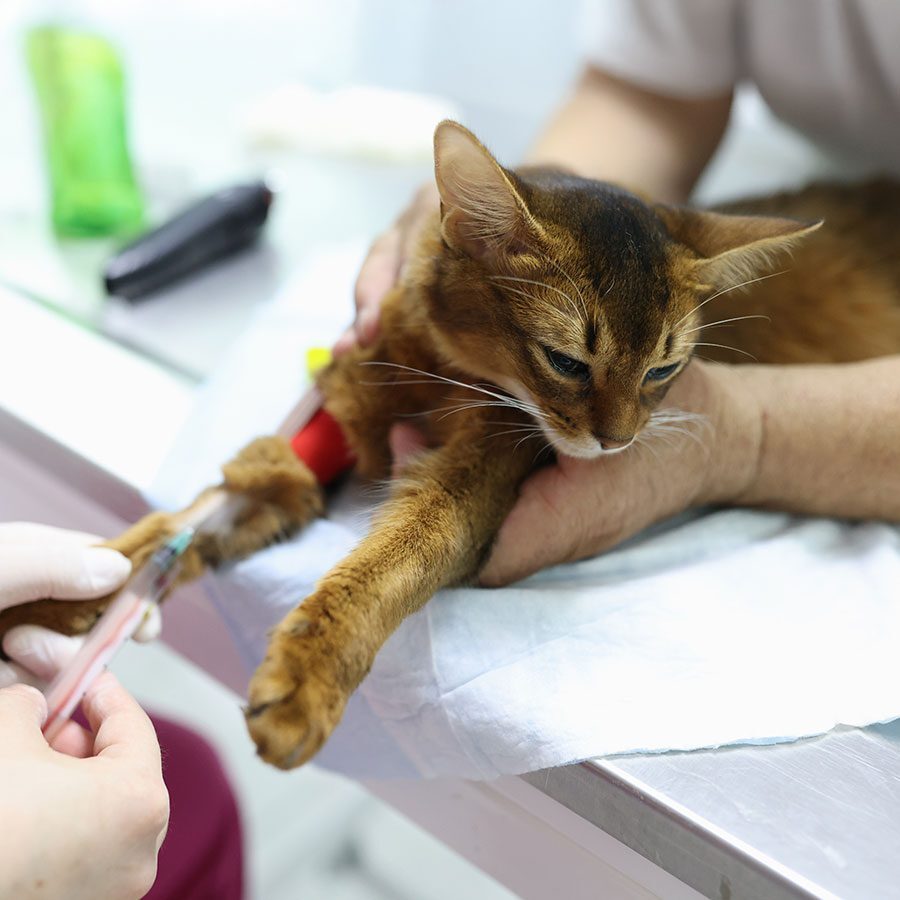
[547,433,634,460]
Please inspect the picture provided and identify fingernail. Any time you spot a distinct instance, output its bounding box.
[82,548,132,592]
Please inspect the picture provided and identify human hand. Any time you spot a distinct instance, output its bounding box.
[0,523,158,690]
[478,361,763,584]
[334,182,440,356]
[0,677,168,900]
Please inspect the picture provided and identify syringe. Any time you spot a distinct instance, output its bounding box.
[41,526,195,742]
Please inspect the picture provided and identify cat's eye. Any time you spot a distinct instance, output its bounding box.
[544,347,589,379]
[643,363,680,384]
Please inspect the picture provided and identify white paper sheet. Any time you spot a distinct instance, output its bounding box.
[204,510,900,779]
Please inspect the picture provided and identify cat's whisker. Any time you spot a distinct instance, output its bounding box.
[691,341,758,361]
[649,408,711,429]
[474,427,544,451]
[646,413,707,433]
[639,408,711,451]
[544,256,590,323]
[648,423,706,445]
[482,421,545,434]
[489,274,584,323]
[632,435,661,462]
[489,429,544,442]
[639,424,678,445]
[468,398,549,421]
[435,401,538,422]
[482,419,537,427]
[507,283,583,327]
[477,417,547,439]
[514,432,546,453]
[499,285,580,328]
[468,420,547,452]
[499,283,584,331]
[673,269,790,329]
[398,398,537,423]
[358,379,546,422]
[532,443,554,466]
[682,314,771,335]
[359,361,550,422]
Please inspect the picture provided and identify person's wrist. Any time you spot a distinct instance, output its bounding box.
[691,362,764,507]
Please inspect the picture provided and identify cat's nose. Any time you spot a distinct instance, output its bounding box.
[593,431,633,451]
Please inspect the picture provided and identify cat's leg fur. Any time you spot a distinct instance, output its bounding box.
[0,436,324,643]
[245,424,536,769]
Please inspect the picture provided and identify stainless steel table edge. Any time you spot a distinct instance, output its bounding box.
[523,761,837,900]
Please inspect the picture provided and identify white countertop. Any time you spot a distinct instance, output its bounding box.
[0,284,193,492]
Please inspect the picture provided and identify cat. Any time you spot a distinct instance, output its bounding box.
[5,121,900,768]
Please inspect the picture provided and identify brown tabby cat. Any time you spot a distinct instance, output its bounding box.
[6,121,900,768]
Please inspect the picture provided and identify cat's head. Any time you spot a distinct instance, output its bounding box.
[423,121,819,458]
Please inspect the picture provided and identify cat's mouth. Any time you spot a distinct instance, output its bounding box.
[494,377,637,459]
[544,430,635,460]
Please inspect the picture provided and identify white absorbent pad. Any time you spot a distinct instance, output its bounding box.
[151,245,900,780]
[207,510,900,780]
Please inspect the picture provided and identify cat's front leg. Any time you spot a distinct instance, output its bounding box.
[246,431,535,769]
[0,437,323,644]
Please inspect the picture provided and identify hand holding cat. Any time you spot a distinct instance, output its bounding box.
[478,362,763,584]
[336,182,440,356]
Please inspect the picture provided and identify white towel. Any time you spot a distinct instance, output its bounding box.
[152,245,900,779]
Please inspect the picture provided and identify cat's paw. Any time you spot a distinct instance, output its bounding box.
[244,612,349,769]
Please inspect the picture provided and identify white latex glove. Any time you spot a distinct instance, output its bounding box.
[0,523,160,689]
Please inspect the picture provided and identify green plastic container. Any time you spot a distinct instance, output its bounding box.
[27,25,144,237]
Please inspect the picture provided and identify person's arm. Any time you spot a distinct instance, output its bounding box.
[732,357,900,519]
[478,357,900,585]
[339,64,732,353]
[527,65,732,202]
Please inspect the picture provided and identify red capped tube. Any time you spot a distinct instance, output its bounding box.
[290,408,356,485]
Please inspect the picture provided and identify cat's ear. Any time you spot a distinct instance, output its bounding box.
[433,120,543,261]
[659,206,822,287]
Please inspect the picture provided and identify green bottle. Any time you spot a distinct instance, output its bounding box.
[26,25,144,238]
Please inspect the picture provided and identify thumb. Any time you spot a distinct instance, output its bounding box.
[0,684,48,755]
[478,465,580,587]
[83,674,161,774]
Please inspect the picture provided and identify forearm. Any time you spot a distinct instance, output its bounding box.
[713,358,900,521]
[527,66,732,203]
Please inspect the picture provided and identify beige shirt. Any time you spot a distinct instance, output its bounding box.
[582,0,900,173]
